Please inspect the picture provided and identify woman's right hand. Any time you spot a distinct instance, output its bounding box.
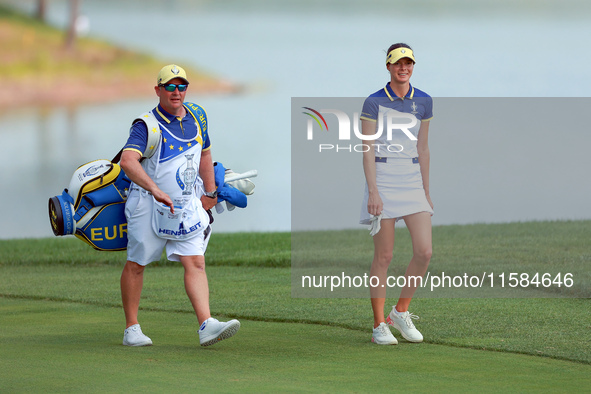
[367,190,383,217]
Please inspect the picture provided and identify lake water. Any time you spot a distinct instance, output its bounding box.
[1,0,590,238]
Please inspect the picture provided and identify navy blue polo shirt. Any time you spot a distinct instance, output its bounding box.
[360,83,433,123]
[123,103,211,158]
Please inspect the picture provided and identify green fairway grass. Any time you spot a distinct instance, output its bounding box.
[1,265,589,364]
[0,221,590,391]
[292,220,590,298]
[0,231,290,267]
[1,298,589,392]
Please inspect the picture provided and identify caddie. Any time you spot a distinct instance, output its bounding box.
[119,64,240,347]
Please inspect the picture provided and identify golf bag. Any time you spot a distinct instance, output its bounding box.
[48,160,131,251]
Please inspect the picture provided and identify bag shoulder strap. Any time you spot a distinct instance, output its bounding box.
[112,111,161,163]
[133,111,161,159]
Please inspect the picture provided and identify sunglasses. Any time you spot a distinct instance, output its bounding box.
[159,83,188,92]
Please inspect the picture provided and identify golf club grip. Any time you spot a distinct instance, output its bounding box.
[225,170,258,183]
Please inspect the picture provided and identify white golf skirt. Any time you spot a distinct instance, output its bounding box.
[360,159,433,224]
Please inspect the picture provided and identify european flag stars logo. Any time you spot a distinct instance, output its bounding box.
[160,134,199,163]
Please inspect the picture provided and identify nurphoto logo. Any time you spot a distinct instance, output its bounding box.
[302,106,418,153]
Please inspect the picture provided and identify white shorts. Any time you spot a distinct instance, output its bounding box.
[125,189,211,266]
[360,158,434,224]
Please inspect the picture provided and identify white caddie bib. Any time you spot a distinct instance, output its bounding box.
[151,194,209,240]
[131,107,209,241]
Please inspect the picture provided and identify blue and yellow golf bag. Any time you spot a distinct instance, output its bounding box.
[48,160,131,251]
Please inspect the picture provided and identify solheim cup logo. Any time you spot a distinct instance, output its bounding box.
[303,106,418,153]
[175,154,197,195]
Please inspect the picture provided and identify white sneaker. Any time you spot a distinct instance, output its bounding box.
[387,307,423,343]
[371,322,398,345]
[199,317,240,346]
[123,324,153,346]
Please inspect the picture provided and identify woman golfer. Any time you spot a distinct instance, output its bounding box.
[359,43,434,345]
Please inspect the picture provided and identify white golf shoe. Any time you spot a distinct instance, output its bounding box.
[123,324,153,346]
[371,322,398,345]
[198,317,240,346]
[387,307,423,343]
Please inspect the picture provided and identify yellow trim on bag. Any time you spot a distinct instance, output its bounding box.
[77,164,121,206]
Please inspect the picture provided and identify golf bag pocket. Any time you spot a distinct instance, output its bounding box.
[49,190,76,236]
[75,202,128,251]
[151,196,209,241]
